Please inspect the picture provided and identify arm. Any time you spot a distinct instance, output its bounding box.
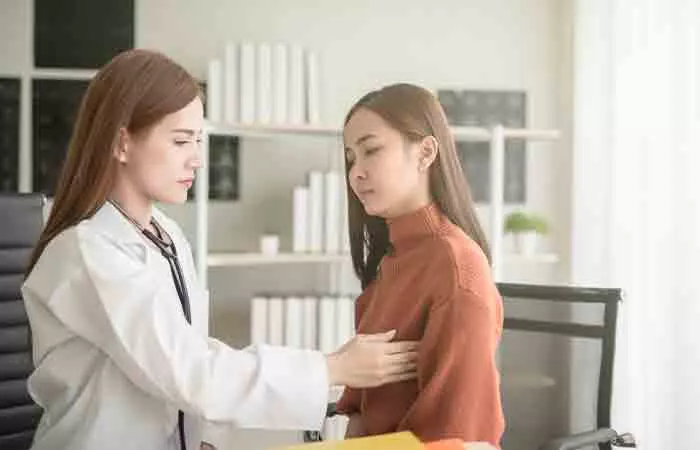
[335,386,361,416]
[397,285,504,445]
[29,228,329,430]
[336,387,365,438]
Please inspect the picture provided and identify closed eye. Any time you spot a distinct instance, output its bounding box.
[175,139,200,147]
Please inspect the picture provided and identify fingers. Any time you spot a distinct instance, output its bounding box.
[360,329,397,342]
[383,370,419,384]
[385,340,420,353]
[388,351,419,364]
[380,351,418,378]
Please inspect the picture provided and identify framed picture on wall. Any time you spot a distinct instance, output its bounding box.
[0,78,20,193]
[32,79,90,196]
[437,89,527,203]
[188,135,240,201]
[34,0,134,69]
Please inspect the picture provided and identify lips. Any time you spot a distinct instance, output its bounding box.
[179,178,194,188]
[356,189,375,200]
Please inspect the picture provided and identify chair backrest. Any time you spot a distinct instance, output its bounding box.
[0,194,45,449]
[496,283,622,450]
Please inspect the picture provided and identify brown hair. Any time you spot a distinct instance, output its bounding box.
[344,83,490,288]
[26,49,201,275]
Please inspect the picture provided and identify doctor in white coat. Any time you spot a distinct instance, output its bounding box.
[21,49,418,450]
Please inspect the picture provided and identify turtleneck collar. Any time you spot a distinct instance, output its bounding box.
[386,202,446,252]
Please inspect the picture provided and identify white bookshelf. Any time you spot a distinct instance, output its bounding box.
[194,123,561,287]
[504,253,559,264]
[204,121,340,138]
[204,121,561,142]
[206,251,558,268]
[208,252,351,267]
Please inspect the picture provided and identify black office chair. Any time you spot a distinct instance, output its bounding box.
[305,283,636,450]
[498,283,635,450]
[0,194,45,449]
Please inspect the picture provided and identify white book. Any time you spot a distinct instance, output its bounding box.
[288,44,305,125]
[256,43,273,124]
[293,186,309,253]
[302,296,318,350]
[272,43,288,124]
[267,296,284,346]
[336,296,355,347]
[239,42,256,124]
[324,171,341,254]
[206,59,222,122]
[318,296,337,353]
[323,416,343,442]
[308,171,324,253]
[223,42,238,124]
[284,296,304,348]
[305,50,321,124]
[250,296,268,345]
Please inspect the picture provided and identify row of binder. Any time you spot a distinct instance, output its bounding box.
[250,295,355,353]
[206,42,321,126]
[293,170,351,254]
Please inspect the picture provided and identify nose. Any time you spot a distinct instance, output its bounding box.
[189,146,203,170]
[348,159,367,184]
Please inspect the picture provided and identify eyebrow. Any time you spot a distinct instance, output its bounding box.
[355,133,377,145]
[171,128,201,136]
[344,133,377,152]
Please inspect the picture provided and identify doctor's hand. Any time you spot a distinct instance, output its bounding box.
[326,330,419,388]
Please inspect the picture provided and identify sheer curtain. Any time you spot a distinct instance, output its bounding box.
[571,0,700,448]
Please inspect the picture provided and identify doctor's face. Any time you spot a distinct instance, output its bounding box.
[118,97,204,204]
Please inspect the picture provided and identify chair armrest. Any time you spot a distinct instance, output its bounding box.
[540,428,619,450]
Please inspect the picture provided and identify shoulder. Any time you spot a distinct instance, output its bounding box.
[431,225,491,289]
[428,224,499,311]
[24,218,143,299]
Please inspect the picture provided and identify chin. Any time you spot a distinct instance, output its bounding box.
[155,191,189,205]
[362,202,390,219]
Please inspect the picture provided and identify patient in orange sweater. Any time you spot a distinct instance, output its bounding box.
[335,83,504,447]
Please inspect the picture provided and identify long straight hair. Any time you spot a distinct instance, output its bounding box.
[344,83,490,288]
[26,49,201,275]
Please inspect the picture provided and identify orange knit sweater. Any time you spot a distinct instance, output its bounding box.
[336,203,504,446]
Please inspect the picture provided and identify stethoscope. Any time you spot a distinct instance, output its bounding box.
[108,200,191,450]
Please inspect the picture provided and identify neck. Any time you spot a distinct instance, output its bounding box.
[384,196,432,220]
[108,184,153,229]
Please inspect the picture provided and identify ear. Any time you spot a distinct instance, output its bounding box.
[113,127,131,164]
[418,136,438,172]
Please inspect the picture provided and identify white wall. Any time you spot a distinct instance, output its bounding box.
[135,0,573,298]
[140,4,573,446]
[0,1,573,447]
[0,0,31,75]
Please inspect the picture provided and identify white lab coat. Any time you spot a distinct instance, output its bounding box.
[22,202,329,450]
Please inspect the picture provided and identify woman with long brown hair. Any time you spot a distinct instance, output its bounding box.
[21,50,418,450]
[335,84,505,446]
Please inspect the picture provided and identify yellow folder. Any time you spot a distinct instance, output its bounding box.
[272,431,426,449]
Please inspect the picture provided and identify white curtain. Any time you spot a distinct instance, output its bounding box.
[571,0,700,449]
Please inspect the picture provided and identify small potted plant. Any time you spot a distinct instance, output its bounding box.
[504,211,548,255]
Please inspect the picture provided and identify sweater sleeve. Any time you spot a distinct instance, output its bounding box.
[335,286,374,416]
[397,284,504,445]
[335,387,361,415]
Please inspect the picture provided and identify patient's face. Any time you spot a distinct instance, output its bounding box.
[344,107,426,219]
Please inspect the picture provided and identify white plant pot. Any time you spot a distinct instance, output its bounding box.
[514,231,538,255]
